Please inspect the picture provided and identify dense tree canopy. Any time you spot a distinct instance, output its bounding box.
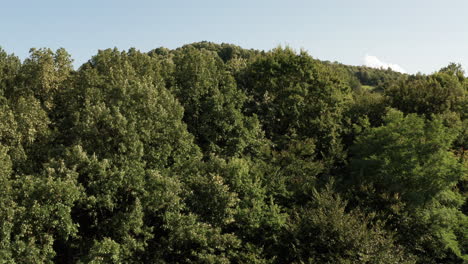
[0,42,466,263]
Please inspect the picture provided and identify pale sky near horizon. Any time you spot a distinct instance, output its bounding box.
[1,0,467,74]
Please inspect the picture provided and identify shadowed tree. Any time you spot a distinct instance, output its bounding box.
[239,47,352,167]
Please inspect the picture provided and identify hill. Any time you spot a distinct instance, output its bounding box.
[0,42,466,263]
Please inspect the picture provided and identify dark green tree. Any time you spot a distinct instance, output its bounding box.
[172,47,264,158]
[284,183,415,264]
[385,71,466,117]
[240,47,352,166]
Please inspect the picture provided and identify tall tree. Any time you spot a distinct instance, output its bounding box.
[17,48,73,111]
[60,48,200,170]
[351,109,467,262]
[172,47,264,158]
[240,47,352,166]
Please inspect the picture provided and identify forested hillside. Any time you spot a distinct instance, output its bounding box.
[0,42,466,263]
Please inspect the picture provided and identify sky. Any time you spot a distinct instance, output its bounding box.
[1,0,467,74]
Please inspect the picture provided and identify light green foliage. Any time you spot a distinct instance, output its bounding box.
[157,211,241,263]
[0,95,50,172]
[0,148,82,263]
[0,97,22,159]
[86,238,121,264]
[18,48,73,110]
[416,190,467,259]
[11,95,51,173]
[351,109,467,261]
[0,145,14,262]
[64,49,200,170]
[352,109,465,206]
[56,146,153,261]
[0,48,21,97]
[12,96,50,146]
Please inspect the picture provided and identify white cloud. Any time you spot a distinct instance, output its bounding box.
[363,55,406,73]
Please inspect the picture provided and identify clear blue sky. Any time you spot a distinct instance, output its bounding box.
[1,0,467,73]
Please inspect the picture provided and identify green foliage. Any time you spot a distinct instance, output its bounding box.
[183,167,240,227]
[86,238,121,264]
[0,147,82,263]
[183,41,261,62]
[62,48,200,170]
[0,144,14,262]
[353,65,405,88]
[0,44,465,263]
[352,109,464,206]
[172,47,264,158]
[284,183,415,264]
[240,47,352,166]
[255,139,324,206]
[0,48,21,97]
[347,90,387,127]
[385,72,466,116]
[0,97,23,160]
[351,109,467,262]
[16,48,73,110]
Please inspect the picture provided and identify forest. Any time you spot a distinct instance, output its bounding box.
[0,41,466,263]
